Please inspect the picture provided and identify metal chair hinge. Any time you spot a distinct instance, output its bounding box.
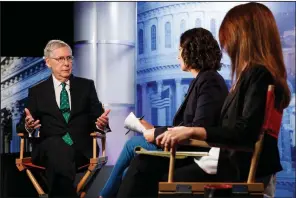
[176,184,192,194]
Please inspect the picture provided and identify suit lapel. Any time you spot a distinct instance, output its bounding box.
[173,73,201,124]
[220,92,236,118]
[220,84,240,118]
[45,76,67,124]
[220,69,246,118]
[68,75,79,122]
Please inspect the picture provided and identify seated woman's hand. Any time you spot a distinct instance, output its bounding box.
[155,126,193,149]
[143,128,155,143]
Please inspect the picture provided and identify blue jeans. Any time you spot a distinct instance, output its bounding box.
[99,135,160,198]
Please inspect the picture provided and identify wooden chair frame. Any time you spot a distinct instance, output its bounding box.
[158,134,265,197]
[15,132,107,198]
[136,85,282,197]
[160,85,282,197]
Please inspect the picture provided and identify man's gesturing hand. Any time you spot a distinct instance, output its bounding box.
[24,108,41,130]
[95,109,111,130]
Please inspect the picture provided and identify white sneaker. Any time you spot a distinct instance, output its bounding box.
[124,112,146,133]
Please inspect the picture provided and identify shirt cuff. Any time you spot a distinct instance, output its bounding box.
[96,124,111,133]
[25,125,35,133]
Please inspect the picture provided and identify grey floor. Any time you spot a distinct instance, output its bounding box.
[74,166,114,198]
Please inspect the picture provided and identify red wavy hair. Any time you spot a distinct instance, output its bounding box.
[219,2,291,108]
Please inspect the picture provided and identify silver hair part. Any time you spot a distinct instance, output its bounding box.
[44,39,72,58]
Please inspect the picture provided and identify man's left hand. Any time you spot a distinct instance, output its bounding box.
[95,109,111,130]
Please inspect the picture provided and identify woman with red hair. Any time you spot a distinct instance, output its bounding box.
[116,3,291,198]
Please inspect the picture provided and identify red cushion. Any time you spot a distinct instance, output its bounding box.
[262,89,283,139]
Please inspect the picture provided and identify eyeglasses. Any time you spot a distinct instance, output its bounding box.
[50,55,74,63]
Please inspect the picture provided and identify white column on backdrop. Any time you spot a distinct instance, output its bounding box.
[73,2,97,81]
[74,2,137,165]
[156,80,166,126]
[141,82,148,120]
[175,78,182,110]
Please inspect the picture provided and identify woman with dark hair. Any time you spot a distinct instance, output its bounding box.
[115,2,291,198]
[99,28,228,198]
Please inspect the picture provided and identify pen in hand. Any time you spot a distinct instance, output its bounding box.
[125,115,145,135]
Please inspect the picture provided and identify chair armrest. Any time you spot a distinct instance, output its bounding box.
[18,133,26,137]
[18,132,32,138]
[165,140,253,183]
[183,139,254,152]
[17,133,26,159]
[91,132,106,158]
[90,132,106,139]
[135,146,208,159]
[17,131,40,138]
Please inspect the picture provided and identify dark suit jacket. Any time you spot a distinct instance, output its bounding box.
[154,69,229,142]
[17,74,106,159]
[205,65,283,180]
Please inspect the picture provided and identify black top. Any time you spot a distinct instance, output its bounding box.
[205,65,283,180]
[154,69,229,148]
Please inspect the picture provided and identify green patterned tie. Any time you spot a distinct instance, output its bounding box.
[60,82,73,146]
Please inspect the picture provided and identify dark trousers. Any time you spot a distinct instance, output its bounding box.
[32,136,89,198]
[116,154,220,198]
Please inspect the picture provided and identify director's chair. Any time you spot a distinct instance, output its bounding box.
[15,131,108,198]
[137,85,283,197]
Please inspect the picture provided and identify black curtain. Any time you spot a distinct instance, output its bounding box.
[0,1,74,57]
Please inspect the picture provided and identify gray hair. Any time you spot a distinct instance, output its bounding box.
[44,39,72,57]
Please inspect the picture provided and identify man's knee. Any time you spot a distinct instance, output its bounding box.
[50,159,76,180]
[47,144,76,177]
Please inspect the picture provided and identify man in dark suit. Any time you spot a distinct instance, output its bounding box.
[17,39,111,197]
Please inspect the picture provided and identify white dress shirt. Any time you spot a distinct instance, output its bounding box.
[26,74,104,133]
[53,75,103,131]
[52,74,71,109]
[25,75,71,133]
[194,147,220,174]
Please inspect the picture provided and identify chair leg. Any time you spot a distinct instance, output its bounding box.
[26,169,46,196]
[79,167,103,197]
[168,147,176,183]
[77,170,91,193]
[80,191,86,198]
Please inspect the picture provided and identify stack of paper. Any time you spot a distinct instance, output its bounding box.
[124,112,147,133]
